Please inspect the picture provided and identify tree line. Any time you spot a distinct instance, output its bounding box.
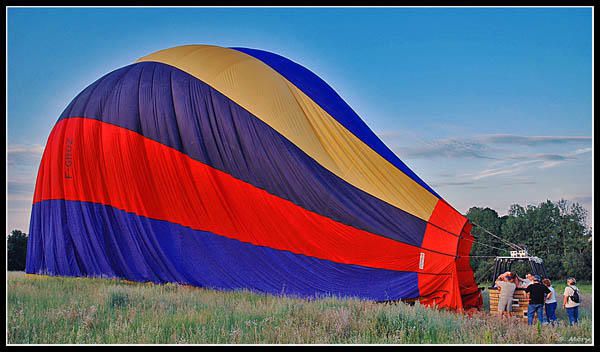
[7,199,593,282]
[7,229,28,271]
[467,199,592,283]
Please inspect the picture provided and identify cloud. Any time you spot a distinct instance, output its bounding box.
[569,195,592,205]
[7,180,35,196]
[396,139,498,159]
[393,133,591,196]
[431,176,537,189]
[500,179,537,186]
[479,135,592,146]
[468,146,589,179]
[7,144,45,165]
[7,144,45,154]
[507,147,592,169]
[443,145,589,183]
[508,153,574,161]
[7,194,35,202]
[7,144,42,215]
[390,134,591,160]
[570,147,592,156]
[505,152,581,169]
[430,180,477,187]
[470,160,539,180]
[376,131,406,139]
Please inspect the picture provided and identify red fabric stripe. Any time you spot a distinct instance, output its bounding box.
[34,117,451,274]
[428,200,467,236]
[456,223,483,309]
[417,199,470,310]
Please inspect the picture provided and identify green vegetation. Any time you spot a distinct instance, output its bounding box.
[8,272,592,344]
[7,229,28,271]
[467,200,592,283]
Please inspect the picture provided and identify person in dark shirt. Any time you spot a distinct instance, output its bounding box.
[525,275,552,325]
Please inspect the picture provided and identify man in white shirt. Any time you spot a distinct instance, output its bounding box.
[563,277,581,325]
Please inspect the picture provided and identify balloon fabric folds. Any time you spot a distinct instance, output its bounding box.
[27,45,482,310]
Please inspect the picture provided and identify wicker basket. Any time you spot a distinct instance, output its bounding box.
[489,288,529,319]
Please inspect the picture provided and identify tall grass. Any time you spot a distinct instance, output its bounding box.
[7,272,592,344]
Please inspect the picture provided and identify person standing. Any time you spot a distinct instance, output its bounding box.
[563,277,581,326]
[516,273,534,288]
[542,278,557,325]
[524,275,551,325]
[523,273,535,287]
[495,272,517,318]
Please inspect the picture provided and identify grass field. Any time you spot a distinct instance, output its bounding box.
[7,272,593,344]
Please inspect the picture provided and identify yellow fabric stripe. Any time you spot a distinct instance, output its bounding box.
[137,45,438,221]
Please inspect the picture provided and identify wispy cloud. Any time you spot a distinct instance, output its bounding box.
[7,144,45,156]
[428,144,591,190]
[376,131,406,139]
[392,132,592,202]
[571,147,593,156]
[431,175,538,189]
[397,139,498,159]
[508,153,574,161]
[479,135,592,146]
[7,180,35,194]
[503,147,593,169]
[393,134,591,160]
[7,143,45,165]
[506,153,574,169]
[430,180,478,187]
[7,144,42,231]
[470,160,539,180]
[7,194,35,202]
[570,195,592,205]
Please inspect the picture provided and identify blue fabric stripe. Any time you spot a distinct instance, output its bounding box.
[231,47,441,198]
[26,200,420,301]
[58,61,427,247]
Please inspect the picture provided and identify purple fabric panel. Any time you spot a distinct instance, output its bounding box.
[26,200,420,301]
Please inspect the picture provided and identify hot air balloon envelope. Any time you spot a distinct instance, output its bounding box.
[27,45,482,310]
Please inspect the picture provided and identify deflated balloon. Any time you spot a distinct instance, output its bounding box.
[27,45,482,310]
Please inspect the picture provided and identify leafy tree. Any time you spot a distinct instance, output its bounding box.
[8,229,28,271]
[467,200,592,282]
[557,201,593,280]
[465,207,507,282]
[501,200,592,280]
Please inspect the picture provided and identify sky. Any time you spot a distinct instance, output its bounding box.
[6,7,593,234]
